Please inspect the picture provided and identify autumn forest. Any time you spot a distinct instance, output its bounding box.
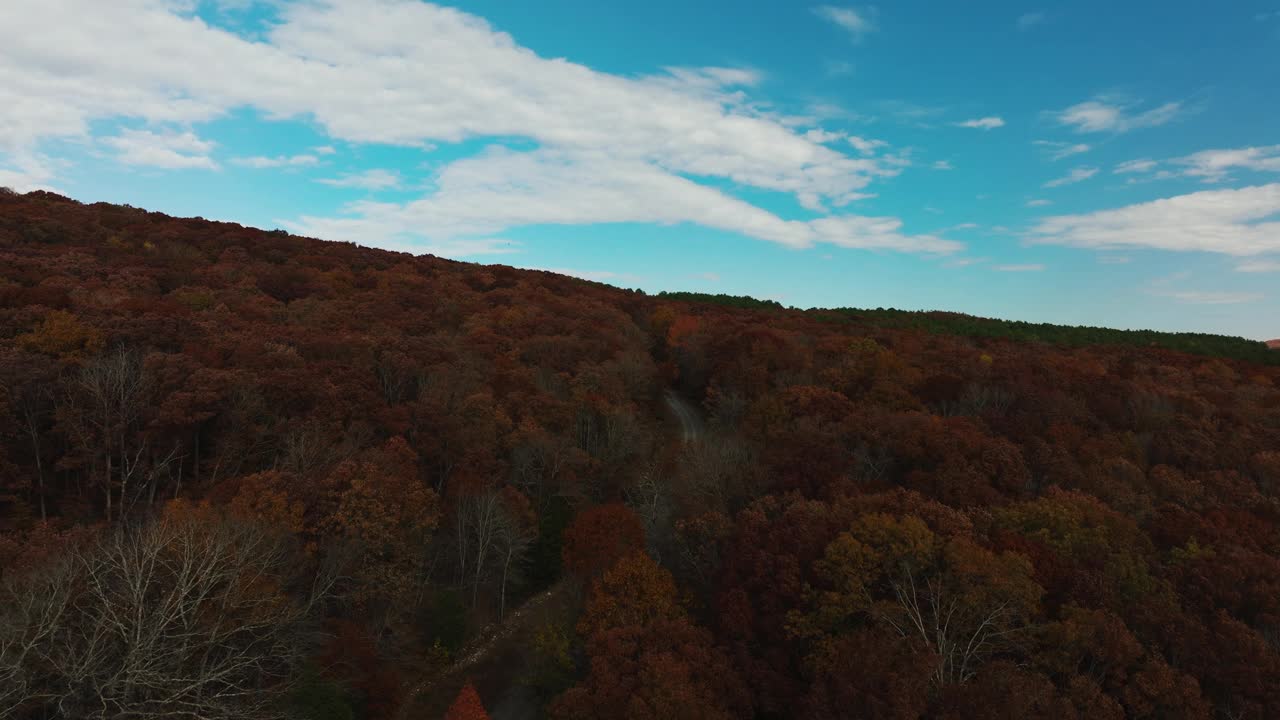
[3,188,1280,720]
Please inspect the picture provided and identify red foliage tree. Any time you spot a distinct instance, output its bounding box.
[444,682,489,720]
[561,503,645,582]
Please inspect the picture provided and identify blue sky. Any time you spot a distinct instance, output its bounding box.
[2,1,1279,339]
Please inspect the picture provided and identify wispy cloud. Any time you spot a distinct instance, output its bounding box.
[1044,166,1098,188]
[1052,97,1181,133]
[955,116,1005,130]
[1110,146,1280,184]
[0,153,60,192]
[1034,140,1091,160]
[1016,12,1047,30]
[825,60,856,77]
[1174,145,1280,183]
[994,263,1046,272]
[874,99,948,125]
[932,160,954,170]
[528,267,641,284]
[1030,183,1280,256]
[295,148,959,255]
[848,135,887,154]
[805,128,845,144]
[1097,255,1131,265]
[1150,290,1264,305]
[102,129,217,169]
[1026,199,1053,207]
[317,168,402,190]
[1114,158,1157,174]
[232,154,319,168]
[813,6,877,40]
[1236,259,1280,273]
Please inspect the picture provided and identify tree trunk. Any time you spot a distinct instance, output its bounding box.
[26,423,45,522]
[500,547,512,619]
[104,453,113,523]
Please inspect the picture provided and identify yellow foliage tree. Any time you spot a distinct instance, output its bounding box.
[791,512,1042,687]
[17,310,104,361]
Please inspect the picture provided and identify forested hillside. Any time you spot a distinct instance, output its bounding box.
[3,189,1280,720]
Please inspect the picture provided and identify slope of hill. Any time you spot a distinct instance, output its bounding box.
[3,189,1280,720]
[1269,339,1280,350]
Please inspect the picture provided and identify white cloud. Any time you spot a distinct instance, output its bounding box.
[1151,290,1264,305]
[0,0,950,256]
[1111,147,1280,184]
[813,6,876,40]
[847,135,887,154]
[316,168,401,190]
[102,128,217,169]
[1026,199,1052,207]
[0,152,59,192]
[314,145,337,155]
[1017,12,1047,30]
[805,128,844,144]
[1030,183,1280,256]
[288,147,960,255]
[932,160,953,170]
[1097,255,1130,265]
[527,267,638,284]
[1236,259,1280,273]
[1114,158,1157,174]
[1034,140,1091,160]
[955,116,1005,130]
[1044,166,1098,188]
[1173,145,1280,183]
[232,153,319,168]
[994,264,1046,272]
[692,271,721,282]
[1052,97,1181,133]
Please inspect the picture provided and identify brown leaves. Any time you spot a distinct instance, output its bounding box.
[561,503,644,583]
[578,552,679,640]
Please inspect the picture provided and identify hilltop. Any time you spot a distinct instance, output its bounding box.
[3,189,1280,720]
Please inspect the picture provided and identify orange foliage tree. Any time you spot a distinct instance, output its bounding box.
[444,682,490,720]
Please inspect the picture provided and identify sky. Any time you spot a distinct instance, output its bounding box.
[2,1,1279,340]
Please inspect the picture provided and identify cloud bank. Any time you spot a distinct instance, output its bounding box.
[0,0,955,256]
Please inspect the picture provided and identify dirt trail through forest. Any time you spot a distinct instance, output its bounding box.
[397,389,703,718]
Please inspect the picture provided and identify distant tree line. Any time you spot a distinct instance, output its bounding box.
[654,290,1277,365]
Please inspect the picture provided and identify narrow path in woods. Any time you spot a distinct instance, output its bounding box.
[397,389,704,718]
[394,582,568,720]
[663,388,705,443]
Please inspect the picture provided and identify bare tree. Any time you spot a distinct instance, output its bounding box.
[453,487,536,615]
[678,435,753,514]
[877,562,1035,687]
[454,488,503,608]
[625,462,673,559]
[0,554,78,717]
[0,509,327,719]
[493,503,536,619]
[59,348,152,522]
